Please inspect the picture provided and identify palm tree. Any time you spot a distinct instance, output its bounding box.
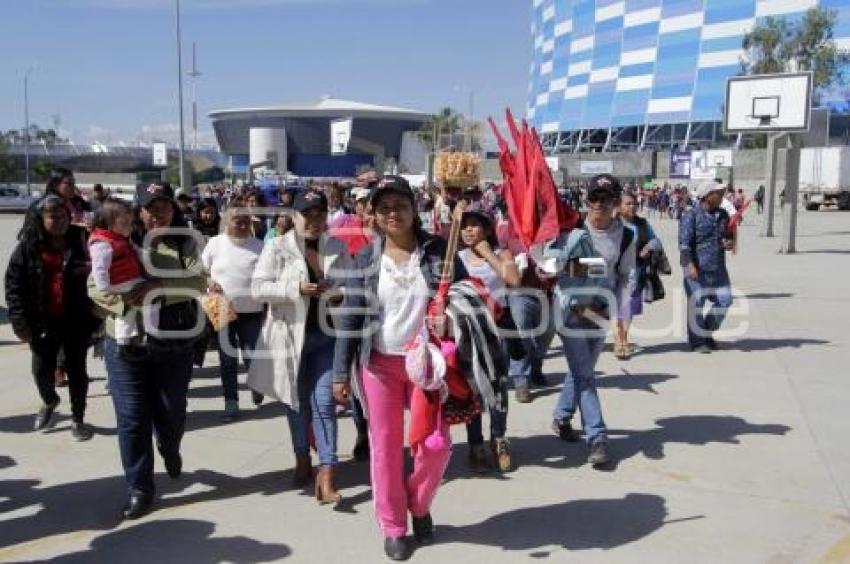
[418,107,463,151]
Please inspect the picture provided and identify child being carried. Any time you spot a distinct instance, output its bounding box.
[89,198,160,347]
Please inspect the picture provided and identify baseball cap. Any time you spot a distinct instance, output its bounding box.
[350,187,372,202]
[696,180,727,199]
[292,189,328,213]
[370,175,415,206]
[587,174,621,202]
[136,183,174,208]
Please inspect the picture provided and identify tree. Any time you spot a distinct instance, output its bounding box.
[33,159,55,180]
[742,8,850,102]
[417,107,463,150]
[0,141,14,181]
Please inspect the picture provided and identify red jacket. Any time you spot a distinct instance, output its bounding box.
[89,228,143,285]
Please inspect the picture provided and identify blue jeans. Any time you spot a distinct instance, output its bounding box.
[217,312,264,402]
[553,318,607,446]
[103,337,194,497]
[285,329,338,466]
[684,271,732,348]
[508,292,553,390]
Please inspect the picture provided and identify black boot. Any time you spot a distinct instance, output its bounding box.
[412,513,434,545]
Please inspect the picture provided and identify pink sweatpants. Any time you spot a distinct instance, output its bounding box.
[362,351,452,538]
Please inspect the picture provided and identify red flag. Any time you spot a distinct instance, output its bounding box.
[488,109,580,251]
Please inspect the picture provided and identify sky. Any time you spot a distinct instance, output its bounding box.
[0,0,532,149]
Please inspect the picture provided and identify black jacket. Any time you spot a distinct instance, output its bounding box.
[332,229,468,383]
[5,225,95,340]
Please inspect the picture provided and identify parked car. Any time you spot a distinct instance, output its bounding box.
[0,186,36,213]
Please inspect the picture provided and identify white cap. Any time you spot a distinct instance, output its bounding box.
[350,187,371,201]
[696,181,727,199]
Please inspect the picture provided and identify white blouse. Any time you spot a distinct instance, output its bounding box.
[374,248,431,355]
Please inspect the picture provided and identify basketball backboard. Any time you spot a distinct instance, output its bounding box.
[724,72,812,133]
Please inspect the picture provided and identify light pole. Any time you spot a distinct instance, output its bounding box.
[24,67,33,195]
[175,0,188,191]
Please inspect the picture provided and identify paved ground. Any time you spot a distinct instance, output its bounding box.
[0,209,849,563]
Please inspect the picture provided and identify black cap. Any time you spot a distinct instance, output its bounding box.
[587,174,621,201]
[370,175,415,206]
[292,189,328,213]
[136,183,174,207]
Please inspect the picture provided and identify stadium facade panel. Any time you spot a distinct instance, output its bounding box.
[528,0,850,142]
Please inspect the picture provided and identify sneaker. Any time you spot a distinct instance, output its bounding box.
[71,421,93,441]
[693,344,712,354]
[490,437,512,472]
[551,418,577,442]
[221,400,240,422]
[468,443,490,474]
[514,387,532,404]
[587,441,610,467]
[34,398,60,431]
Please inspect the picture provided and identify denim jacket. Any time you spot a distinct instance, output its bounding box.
[678,205,729,274]
[332,230,468,384]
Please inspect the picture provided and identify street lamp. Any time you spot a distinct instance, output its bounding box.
[24,67,33,196]
[175,0,187,191]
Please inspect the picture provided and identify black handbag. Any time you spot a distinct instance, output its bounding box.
[643,269,666,303]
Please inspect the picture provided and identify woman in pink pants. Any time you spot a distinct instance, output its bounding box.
[333,176,467,561]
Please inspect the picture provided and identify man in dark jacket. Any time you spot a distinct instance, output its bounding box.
[5,196,97,439]
[678,181,734,353]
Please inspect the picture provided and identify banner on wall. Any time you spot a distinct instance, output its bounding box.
[670,150,691,178]
[152,143,168,167]
[330,118,353,155]
[690,151,717,180]
[579,160,613,175]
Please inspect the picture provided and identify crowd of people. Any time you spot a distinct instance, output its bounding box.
[4,166,739,561]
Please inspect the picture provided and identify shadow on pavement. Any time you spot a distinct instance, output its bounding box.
[639,337,829,355]
[0,468,290,551]
[744,292,794,300]
[0,413,115,437]
[494,415,790,473]
[185,402,286,433]
[596,370,678,394]
[437,493,679,554]
[34,519,291,563]
[602,415,791,471]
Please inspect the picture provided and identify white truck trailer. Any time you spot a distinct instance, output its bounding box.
[800,147,850,211]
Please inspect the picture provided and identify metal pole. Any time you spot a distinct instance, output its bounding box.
[24,68,32,196]
[762,133,785,237]
[176,0,187,191]
[780,134,800,254]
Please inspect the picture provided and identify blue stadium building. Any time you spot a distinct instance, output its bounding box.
[527,0,850,151]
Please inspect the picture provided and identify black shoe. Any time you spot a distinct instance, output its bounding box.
[352,433,370,462]
[122,493,153,520]
[34,398,60,431]
[515,387,532,404]
[71,421,93,441]
[706,337,719,351]
[412,513,434,545]
[552,418,577,442]
[530,372,547,387]
[588,441,610,467]
[251,391,264,406]
[383,536,411,561]
[693,344,712,354]
[163,452,182,479]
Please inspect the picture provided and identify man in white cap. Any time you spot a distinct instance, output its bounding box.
[678,181,734,353]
